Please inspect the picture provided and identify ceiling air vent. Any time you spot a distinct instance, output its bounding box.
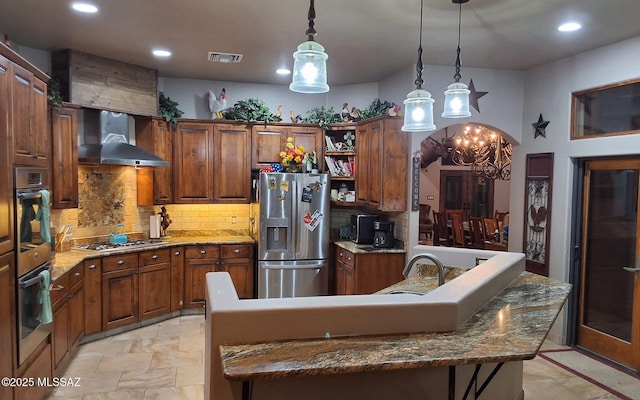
[207,52,243,63]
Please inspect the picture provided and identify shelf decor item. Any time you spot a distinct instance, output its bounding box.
[280,137,307,172]
[158,91,184,126]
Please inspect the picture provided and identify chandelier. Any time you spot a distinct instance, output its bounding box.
[450,125,512,180]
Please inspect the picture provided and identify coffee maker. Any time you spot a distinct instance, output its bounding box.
[373,220,395,248]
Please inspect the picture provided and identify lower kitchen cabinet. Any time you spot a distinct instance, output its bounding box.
[83,258,102,336]
[14,341,51,400]
[333,244,405,295]
[0,253,15,400]
[185,244,255,308]
[51,263,84,376]
[139,248,171,320]
[102,253,139,331]
[170,247,185,311]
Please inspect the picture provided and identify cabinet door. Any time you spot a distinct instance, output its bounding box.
[139,262,171,320]
[51,105,78,208]
[0,253,15,400]
[219,258,254,299]
[170,247,184,311]
[287,126,323,166]
[10,63,32,164]
[379,118,408,211]
[354,253,405,294]
[174,122,214,203]
[30,77,49,164]
[135,117,173,205]
[355,124,370,205]
[102,268,139,330]
[213,123,250,203]
[439,170,494,218]
[0,56,13,255]
[184,258,218,308]
[67,281,85,352]
[366,120,383,209]
[251,125,284,169]
[52,295,69,374]
[83,259,102,335]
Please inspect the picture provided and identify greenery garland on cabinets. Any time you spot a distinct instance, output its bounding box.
[222,98,282,122]
[159,92,184,126]
[304,106,342,130]
[361,98,393,120]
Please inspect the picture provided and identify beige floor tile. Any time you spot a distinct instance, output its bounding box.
[117,367,176,390]
[175,363,204,387]
[49,371,121,398]
[76,337,133,357]
[111,323,160,341]
[144,385,204,400]
[157,321,203,339]
[523,357,576,381]
[150,350,202,370]
[178,334,205,353]
[64,353,103,375]
[129,337,180,353]
[96,352,153,373]
[81,388,146,400]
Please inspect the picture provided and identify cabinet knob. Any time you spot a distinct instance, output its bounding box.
[88,264,96,269]
[339,252,343,257]
[174,251,181,256]
[152,255,158,259]
[347,257,352,261]
[74,272,81,276]
[200,250,206,254]
[50,285,64,291]
[117,260,125,265]
[233,249,240,253]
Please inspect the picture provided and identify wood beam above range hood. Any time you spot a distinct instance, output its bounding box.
[51,49,157,116]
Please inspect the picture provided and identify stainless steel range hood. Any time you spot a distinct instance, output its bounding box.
[78,110,169,167]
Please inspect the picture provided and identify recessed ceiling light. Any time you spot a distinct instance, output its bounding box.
[71,2,98,13]
[558,22,582,32]
[152,49,172,58]
[276,68,291,75]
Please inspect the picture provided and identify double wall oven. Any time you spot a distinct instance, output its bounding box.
[14,167,53,365]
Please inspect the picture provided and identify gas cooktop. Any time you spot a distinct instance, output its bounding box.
[73,239,164,253]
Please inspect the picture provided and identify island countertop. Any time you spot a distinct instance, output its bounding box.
[219,271,571,381]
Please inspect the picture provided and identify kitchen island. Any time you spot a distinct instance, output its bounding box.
[206,253,572,400]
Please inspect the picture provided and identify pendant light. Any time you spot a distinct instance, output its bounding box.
[402,0,435,132]
[290,0,329,93]
[442,0,471,118]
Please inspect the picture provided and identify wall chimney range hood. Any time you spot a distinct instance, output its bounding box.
[78,110,169,167]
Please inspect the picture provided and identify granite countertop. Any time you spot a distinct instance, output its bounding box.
[51,234,254,281]
[219,271,571,381]
[333,240,406,254]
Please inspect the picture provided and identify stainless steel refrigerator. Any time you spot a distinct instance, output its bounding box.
[257,172,330,298]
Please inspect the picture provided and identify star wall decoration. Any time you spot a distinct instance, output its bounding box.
[532,113,550,138]
[468,79,488,113]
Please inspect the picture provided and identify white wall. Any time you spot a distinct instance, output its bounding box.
[509,35,640,343]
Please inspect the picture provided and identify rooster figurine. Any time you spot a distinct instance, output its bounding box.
[208,88,227,119]
[290,111,303,123]
[341,103,350,122]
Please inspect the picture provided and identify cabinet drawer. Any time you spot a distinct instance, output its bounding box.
[185,245,220,259]
[335,247,355,268]
[102,253,139,273]
[139,248,171,266]
[220,244,253,259]
[50,273,69,308]
[68,264,84,288]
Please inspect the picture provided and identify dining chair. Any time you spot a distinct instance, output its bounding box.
[482,217,499,242]
[432,211,449,246]
[469,217,485,249]
[419,204,433,241]
[451,213,467,247]
[445,209,464,223]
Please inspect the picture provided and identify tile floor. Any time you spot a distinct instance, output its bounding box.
[46,315,633,400]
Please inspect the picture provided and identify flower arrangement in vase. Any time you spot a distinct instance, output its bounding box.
[279,137,307,172]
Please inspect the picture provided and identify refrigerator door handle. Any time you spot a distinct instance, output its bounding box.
[261,263,326,270]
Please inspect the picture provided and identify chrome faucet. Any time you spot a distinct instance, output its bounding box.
[403,253,446,286]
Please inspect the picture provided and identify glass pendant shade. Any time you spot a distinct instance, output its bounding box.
[442,82,471,118]
[402,88,436,132]
[289,41,329,94]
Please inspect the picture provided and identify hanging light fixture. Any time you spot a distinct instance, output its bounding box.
[290,0,329,94]
[450,125,512,180]
[402,0,435,132]
[442,0,471,118]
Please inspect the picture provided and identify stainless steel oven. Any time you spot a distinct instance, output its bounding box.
[17,261,52,365]
[14,167,53,365]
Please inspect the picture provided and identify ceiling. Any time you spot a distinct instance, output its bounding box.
[1,0,639,86]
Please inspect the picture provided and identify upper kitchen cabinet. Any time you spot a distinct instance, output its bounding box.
[50,104,79,209]
[0,54,14,255]
[174,121,215,203]
[213,123,251,203]
[135,116,173,205]
[356,117,408,211]
[1,43,50,168]
[251,123,323,170]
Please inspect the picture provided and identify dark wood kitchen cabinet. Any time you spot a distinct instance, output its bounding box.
[83,258,102,336]
[184,243,255,308]
[138,248,171,320]
[173,121,214,203]
[0,253,16,400]
[213,123,251,203]
[50,103,79,208]
[135,116,173,205]
[333,244,405,295]
[355,117,408,211]
[170,246,185,311]
[10,62,49,168]
[250,123,323,170]
[0,55,14,256]
[102,253,139,331]
[51,264,84,376]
